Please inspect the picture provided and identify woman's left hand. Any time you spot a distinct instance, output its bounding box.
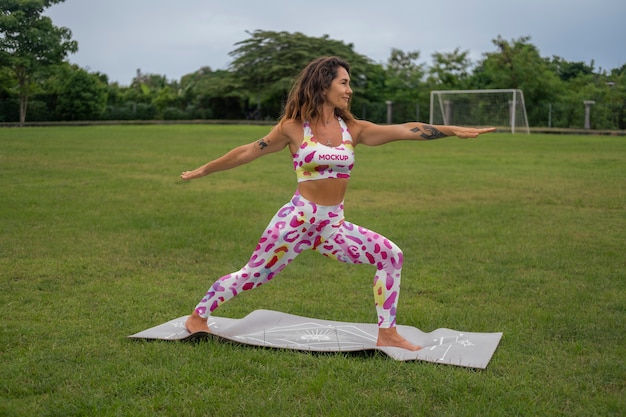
[452,126,497,139]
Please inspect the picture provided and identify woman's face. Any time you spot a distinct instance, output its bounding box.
[324,66,352,110]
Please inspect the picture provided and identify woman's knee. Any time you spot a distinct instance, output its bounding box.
[381,239,403,271]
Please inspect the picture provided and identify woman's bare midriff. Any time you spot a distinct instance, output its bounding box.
[297,178,349,206]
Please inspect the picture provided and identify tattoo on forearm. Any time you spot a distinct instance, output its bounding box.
[255,138,270,150]
[410,125,447,140]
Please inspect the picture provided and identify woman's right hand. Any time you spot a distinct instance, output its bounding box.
[180,170,200,181]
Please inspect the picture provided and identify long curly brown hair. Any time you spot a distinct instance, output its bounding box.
[279,56,355,125]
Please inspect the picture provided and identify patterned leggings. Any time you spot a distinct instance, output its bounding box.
[194,191,403,328]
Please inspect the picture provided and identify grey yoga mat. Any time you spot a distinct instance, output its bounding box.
[129,309,502,369]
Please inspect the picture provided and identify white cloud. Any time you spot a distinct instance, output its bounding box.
[45,0,626,84]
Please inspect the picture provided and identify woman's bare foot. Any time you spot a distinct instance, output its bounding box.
[185,311,210,334]
[377,327,422,351]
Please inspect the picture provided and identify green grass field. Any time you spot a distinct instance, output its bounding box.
[1,125,624,416]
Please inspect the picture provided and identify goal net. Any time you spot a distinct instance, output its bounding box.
[430,89,530,134]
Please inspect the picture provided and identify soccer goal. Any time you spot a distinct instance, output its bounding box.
[430,89,530,134]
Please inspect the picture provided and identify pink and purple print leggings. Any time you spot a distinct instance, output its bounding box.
[194,191,403,328]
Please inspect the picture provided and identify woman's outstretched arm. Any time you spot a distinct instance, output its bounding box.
[181,125,291,180]
[353,120,496,147]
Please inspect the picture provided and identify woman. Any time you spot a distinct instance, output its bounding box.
[181,56,495,351]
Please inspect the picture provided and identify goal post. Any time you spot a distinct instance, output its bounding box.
[429,89,530,134]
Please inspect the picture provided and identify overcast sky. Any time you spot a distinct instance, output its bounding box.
[44,0,625,85]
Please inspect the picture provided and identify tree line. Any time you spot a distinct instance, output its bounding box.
[1,1,625,129]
